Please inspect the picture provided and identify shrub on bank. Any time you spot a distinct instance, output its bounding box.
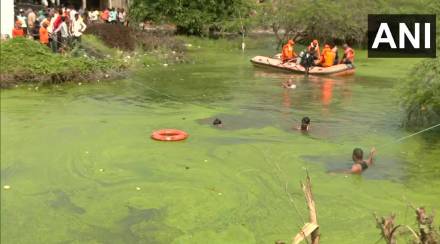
[85,23,136,51]
[0,37,123,87]
[400,57,440,128]
[85,23,186,54]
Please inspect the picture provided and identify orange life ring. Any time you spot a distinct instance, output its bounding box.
[151,129,188,141]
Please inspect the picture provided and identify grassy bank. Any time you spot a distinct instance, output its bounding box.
[0,24,187,88]
[0,37,126,88]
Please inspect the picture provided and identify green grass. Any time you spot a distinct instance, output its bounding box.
[0,37,123,86]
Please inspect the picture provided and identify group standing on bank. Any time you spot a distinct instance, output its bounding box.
[10,6,128,53]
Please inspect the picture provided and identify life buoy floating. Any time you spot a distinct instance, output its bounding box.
[151,129,188,141]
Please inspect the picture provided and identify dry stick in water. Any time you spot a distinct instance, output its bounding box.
[374,205,438,244]
[292,173,319,244]
[374,214,398,244]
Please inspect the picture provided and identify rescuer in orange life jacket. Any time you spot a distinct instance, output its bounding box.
[317,44,336,67]
[281,39,297,63]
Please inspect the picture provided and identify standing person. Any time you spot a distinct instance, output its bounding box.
[27,8,37,39]
[101,8,109,23]
[281,39,297,63]
[53,9,63,30]
[54,16,69,51]
[88,9,97,23]
[72,13,86,44]
[12,20,25,38]
[109,8,117,24]
[340,43,355,65]
[69,7,77,22]
[118,8,126,25]
[37,10,46,23]
[17,9,28,36]
[93,9,100,23]
[49,10,63,52]
[40,15,52,30]
[39,22,50,47]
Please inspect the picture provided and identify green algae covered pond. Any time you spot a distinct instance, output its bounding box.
[1,37,439,243]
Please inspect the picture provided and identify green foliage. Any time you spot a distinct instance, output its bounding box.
[256,0,376,45]
[129,0,257,35]
[0,37,120,85]
[399,57,440,128]
[256,0,439,45]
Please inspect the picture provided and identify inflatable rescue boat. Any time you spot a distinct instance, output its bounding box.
[250,56,355,76]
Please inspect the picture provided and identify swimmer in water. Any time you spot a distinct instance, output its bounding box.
[213,118,223,128]
[350,147,376,174]
[282,79,296,89]
[296,116,311,131]
[329,147,376,174]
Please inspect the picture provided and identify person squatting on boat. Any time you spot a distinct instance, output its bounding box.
[281,39,297,63]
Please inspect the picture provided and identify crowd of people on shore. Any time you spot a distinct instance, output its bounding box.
[281,39,355,68]
[10,6,127,53]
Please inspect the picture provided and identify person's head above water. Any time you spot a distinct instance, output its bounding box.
[352,148,363,162]
[213,118,222,127]
[300,117,310,131]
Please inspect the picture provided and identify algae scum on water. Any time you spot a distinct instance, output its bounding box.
[1,38,439,243]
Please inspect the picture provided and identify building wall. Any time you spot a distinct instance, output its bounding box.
[70,0,128,10]
[1,0,14,37]
[97,0,128,9]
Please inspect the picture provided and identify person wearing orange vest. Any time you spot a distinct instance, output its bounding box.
[12,20,25,38]
[39,22,50,46]
[319,44,336,67]
[340,43,355,64]
[307,39,320,60]
[281,39,296,63]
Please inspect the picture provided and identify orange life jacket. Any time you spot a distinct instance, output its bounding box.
[321,47,335,67]
[12,28,24,38]
[282,44,296,62]
[39,26,49,44]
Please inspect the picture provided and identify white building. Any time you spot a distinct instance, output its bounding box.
[1,0,15,38]
[62,0,130,10]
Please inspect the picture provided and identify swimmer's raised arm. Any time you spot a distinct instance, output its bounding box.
[366,147,376,166]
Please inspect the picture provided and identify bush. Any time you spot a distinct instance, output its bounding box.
[400,57,440,128]
[84,23,136,51]
[84,23,186,54]
[0,37,120,86]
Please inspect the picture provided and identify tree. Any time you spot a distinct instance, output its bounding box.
[256,0,376,46]
[256,0,439,46]
[128,0,257,36]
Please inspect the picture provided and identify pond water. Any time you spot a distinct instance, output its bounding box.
[1,37,439,243]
